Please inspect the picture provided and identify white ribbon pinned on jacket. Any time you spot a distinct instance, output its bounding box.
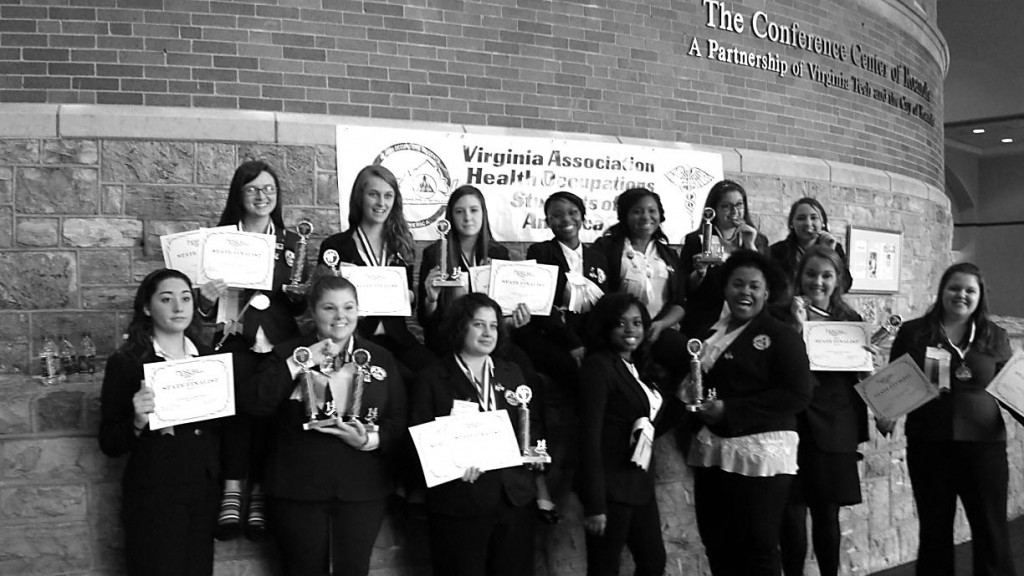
[565,272,604,313]
[630,417,655,471]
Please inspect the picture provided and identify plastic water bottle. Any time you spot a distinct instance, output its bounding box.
[39,335,60,385]
[59,334,78,376]
[80,333,96,374]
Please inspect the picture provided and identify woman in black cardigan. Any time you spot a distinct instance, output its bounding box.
[242,274,406,576]
[684,250,812,576]
[882,262,1015,576]
[768,197,852,300]
[99,268,220,576]
[578,292,682,576]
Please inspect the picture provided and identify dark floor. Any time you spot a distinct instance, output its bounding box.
[873,515,1024,575]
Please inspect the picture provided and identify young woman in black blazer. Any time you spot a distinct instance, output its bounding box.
[882,263,1015,576]
[679,180,770,335]
[411,293,540,576]
[316,164,434,382]
[99,268,220,576]
[197,159,307,541]
[683,250,812,576]
[768,197,852,299]
[241,274,406,576]
[779,247,868,576]
[578,292,682,576]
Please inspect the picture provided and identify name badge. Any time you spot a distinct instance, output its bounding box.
[925,346,951,392]
[451,399,479,416]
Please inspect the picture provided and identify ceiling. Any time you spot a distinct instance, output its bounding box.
[940,1,1024,156]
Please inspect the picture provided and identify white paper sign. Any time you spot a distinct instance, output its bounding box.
[409,410,524,488]
[803,321,874,372]
[336,126,724,243]
[987,351,1024,419]
[855,353,939,420]
[160,229,204,282]
[144,353,235,430]
[197,228,276,290]
[339,266,412,317]
[487,260,558,316]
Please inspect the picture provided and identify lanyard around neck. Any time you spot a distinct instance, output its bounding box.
[454,354,494,411]
[355,227,387,267]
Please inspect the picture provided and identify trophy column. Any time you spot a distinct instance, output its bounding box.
[283,221,314,296]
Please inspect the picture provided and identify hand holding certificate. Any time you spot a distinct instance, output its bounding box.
[803,321,874,372]
[854,353,939,420]
[338,266,412,317]
[143,353,235,430]
[409,410,525,488]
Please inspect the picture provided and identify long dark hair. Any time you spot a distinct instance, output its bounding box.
[605,187,668,243]
[218,160,285,229]
[794,246,858,321]
[439,293,508,357]
[923,262,998,353]
[444,185,500,267]
[702,179,756,230]
[347,165,415,263]
[122,269,200,361]
[784,197,830,243]
[585,293,658,383]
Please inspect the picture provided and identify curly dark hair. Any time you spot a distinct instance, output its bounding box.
[438,293,508,357]
[718,249,786,303]
[217,160,285,229]
[122,269,201,361]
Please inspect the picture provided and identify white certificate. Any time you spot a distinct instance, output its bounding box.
[803,321,874,372]
[409,410,524,488]
[197,228,276,290]
[986,350,1024,420]
[487,260,558,316]
[854,353,939,420]
[339,266,412,317]
[469,264,492,295]
[144,353,235,430]
[160,229,203,283]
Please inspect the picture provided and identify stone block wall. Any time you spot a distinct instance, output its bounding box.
[0,105,991,575]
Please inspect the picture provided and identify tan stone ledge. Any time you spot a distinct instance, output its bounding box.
[926,184,951,209]
[737,150,830,182]
[825,161,892,191]
[59,105,276,142]
[889,172,930,199]
[0,104,59,138]
[278,112,464,146]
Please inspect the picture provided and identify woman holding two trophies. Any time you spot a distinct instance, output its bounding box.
[242,274,406,576]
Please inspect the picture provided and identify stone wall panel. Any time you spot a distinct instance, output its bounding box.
[15,217,59,247]
[0,521,92,575]
[0,166,13,204]
[101,141,195,184]
[1,484,88,520]
[79,250,131,285]
[16,167,99,215]
[41,140,98,166]
[0,139,41,165]
[0,251,77,310]
[35,390,86,432]
[1,437,110,482]
[100,184,124,215]
[0,382,34,434]
[0,206,11,248]
[62,217,143,248]
[30,312,123,364]
[123,184,225,220]
[196,142,237,186]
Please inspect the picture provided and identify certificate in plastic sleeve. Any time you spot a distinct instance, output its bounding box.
[339,266,413,317]
[803,321,874,372]
[409,410,525,488]
[197,228,276,290]
[487,260,558,317]
[854,353,938,420]
[159,229,204,283]
[144,353,235,430]
[986,350,1024,426]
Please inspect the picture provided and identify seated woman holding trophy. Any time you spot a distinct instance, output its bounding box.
[679,250,812,576]
[411,293,547,576]
[679,179,769,335]
[241,274,406,576]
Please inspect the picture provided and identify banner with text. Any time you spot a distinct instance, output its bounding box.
[336,126,723,243]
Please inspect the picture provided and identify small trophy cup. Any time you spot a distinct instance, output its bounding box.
[346,348,378,432]
[696,207,725,265]
[297,346,341,430]
[432,218,467,288]
[870,314,903,346]
[684,338,717,412]
[283,221,314,296]
[514,385,552,465]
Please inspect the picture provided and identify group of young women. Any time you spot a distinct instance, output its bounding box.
[99,161,1016,576]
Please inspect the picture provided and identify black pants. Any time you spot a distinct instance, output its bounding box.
[585,497,666,576]
[122,480,219,576]
[269,496,387,576]
[694,466,792,576]
[780,501,841,576]
[427,502,535,576]
[906,440,1014,576]
[221,344,272,480]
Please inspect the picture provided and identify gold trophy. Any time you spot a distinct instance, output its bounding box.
[696,207,725,265]
[513,385,551,465]
[283,221,313,296]
[684,338,716,411]
[432,218,467,288]
[296,346,341,430]
[870,314,903,346]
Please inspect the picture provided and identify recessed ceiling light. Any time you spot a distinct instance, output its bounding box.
[973,128,985,134]
[1002,138,1014,143]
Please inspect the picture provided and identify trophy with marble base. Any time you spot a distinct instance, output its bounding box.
[432,218,468,288]
[511,385,551,465]
[696,207,725,265]
[283,221,314,296]
[344,348,378,433]
[870,314,903,346]
[296,346,341,431]
[684,338,717,412]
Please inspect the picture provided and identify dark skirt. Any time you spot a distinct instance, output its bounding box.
[792,442,862,506]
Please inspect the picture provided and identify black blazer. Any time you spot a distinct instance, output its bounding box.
[890,317,1012,443]
[417,240,510,353]
[99,344,221,490]
[768,236,852,298]
[690,309,812,438]
[679,229,770,335]
[410,355,537,516]
[578,351,680,517]
[316,229,419,348]
[242,334,407,502]
[209,228,306,348]
[522,238,609,350]
[591,234,685,321]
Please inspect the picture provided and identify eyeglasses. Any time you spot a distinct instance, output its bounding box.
[243,184,278,198]
[718,201,744,214]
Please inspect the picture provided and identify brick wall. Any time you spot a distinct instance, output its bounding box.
[0,0,946,188]
[0,105,993,575]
